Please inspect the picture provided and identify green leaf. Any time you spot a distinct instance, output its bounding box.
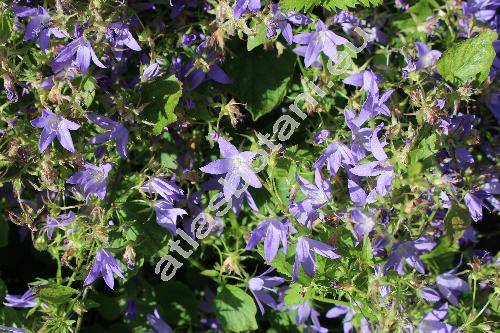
[247,23,267,51]
[443,202,471,244]
[409,132,438,165]
[155,281,199,326]
[226,47,296,120]
[37,284,79,305]
[81,76,97,107]
[283,284,305,307]
[0,9,12,44]
[281,0,382,12]
[140,75,182,135]
[214,285,258,332]
[437,30,498,86]
[361,236,373,264]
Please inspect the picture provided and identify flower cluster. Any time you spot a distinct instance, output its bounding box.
[0,0,498,332]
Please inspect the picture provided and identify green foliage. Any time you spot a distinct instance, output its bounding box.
[139,75,183,135]
[437,30,498,86]
[37,284,79,305]
[443,202,471,244]
[214,285,258,332]
[280,0,383,13]
[0,8,12,44]
[226,46,296,120]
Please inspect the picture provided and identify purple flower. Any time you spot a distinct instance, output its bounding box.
[463,0,500,27]
[418,303,454,333]
[86,113,129,159]
[124,299,138,320]
[171,56,231,91]
[3,288,37,308]
[67,162,114,202]
[200,136,262,199]
[234,0,261,19]
[248,268,285,314]
[348,209,375,243]
[420,287,441,302]
[436,272,469,306]
[343,69,382,95]
[181,33,198,46]
[312,129,330,144]
[464,191,486,222]
[266,4,311,44]
[202,176,258,215]
[30,109,80,153]
[143,62,162,81]
[293,20,348,67]
[153,199,188,236]
[384,238,436,275]
[326,303,371,333]
[313,141,356,177]
[0,325,24,333]
[395,0,409,10]
[147,309,173,333]
[3,73,18,102]
[12,5,65,52]
[292,237,340,281]
[332,11,362,33]
[40,211,76,240]
[246,218,290,262]
[289,300,328,332]
[414,42,441,70]
[358,89,394,126]
[454,146,474,167]
[107,22,141,59]
[84,248,124,290]
[289,169,331,229]
[402,54,416,77]
[141,177,184,202]
[51,37,106,75]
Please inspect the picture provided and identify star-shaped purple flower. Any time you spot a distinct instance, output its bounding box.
[153,200,188,236]
[30,109,80,153]
[67,162,114,202]
[414,42,441,70]
[200,136,262,199]
[141,177,184,202]
[293,20,348,68]
[40,211,76,240]
[233,0,261,19]
[52,36,106,75]
[147,308,173,333]
[12,5,65,52]
[3,288,37,308]
[143,62,162,81]
[313,141,356,177]
[289,300,328,332]
[266,4,311,44]
[246,218,290,262]
[343,69,382,95]
[384,238,436,275]
[436,271,470,305]
[87,114,129,159]
[289,169,331,229]
[292,237,340,281]
[418,303,454,333]
[84,248,124,290]
[326,302,371,333]
[248,268,285,314]
[107,22,141,60]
